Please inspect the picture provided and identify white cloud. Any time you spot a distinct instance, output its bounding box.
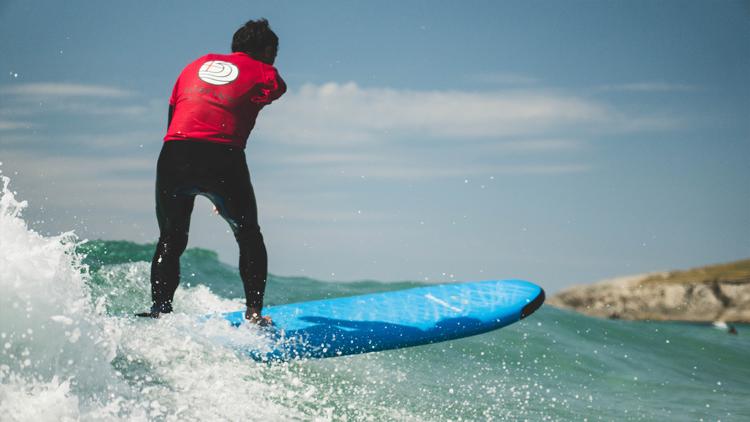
[320,161,590,180]
[483,138,583,153]
[0,83,159,128]
[472,72,539,85]
[258,82,670,147]
[277,152,377,165]
[250,81,684,181]
[1,83,134,98]
[1,150,152,211]
[0,130,161,151]
[264,146,589,181]
[1,102,151,118]
[0,120,30,130]
[597,82,696,93]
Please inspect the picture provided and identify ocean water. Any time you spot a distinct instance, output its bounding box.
[1,175,749,421]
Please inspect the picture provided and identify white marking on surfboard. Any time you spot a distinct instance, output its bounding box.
[424,294,463,313]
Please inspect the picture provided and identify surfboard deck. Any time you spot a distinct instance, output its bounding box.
[219,279,544,362]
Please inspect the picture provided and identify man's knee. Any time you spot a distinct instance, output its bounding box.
[234,225,264,246]
[158,233,189,256]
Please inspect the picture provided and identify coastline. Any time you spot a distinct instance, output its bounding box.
[547,258,750,323]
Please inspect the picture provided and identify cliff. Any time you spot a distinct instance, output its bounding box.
[548,258,750,323]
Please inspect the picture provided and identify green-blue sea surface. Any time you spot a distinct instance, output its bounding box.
[2,238,748,421]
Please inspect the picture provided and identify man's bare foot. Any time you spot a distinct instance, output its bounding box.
[245,311,273,327]
[135,303,172,318]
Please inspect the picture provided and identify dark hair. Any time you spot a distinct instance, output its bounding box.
[231,19,278,59]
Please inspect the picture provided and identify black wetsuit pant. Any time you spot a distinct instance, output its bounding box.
[150,140,267,314]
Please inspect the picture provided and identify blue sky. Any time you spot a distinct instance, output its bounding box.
[1,0,748,291]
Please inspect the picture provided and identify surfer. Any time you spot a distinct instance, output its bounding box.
[712,321,738,335]
[138,18,285,325]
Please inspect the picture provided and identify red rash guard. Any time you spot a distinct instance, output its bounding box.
[164,52,286,148]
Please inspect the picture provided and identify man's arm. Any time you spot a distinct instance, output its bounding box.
[251,66,286,105]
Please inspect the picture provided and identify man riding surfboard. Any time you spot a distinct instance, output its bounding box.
[138,19,285,326]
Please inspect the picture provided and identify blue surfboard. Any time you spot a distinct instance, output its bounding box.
[220,279,544,362]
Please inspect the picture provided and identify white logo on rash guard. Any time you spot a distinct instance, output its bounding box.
[198,60,239,85]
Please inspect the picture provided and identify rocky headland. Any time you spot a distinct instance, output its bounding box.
[548,258,750,323]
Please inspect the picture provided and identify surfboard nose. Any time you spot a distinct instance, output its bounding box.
[520,288,545,319]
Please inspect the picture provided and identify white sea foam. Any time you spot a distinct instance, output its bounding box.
[0,174,321,420]
[0,174,127,420]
